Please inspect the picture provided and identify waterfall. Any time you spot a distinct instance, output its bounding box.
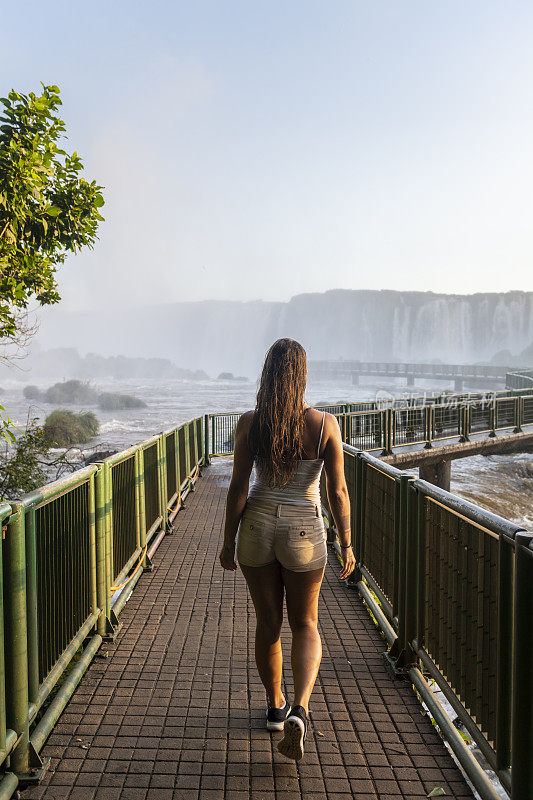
[33,290,533,378]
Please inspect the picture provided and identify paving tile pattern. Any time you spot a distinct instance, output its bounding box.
[24,459,474,799]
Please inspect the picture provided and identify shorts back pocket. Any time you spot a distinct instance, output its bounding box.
[287,518,325,543]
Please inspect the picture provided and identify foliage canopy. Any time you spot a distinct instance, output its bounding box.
[0,83,104,341]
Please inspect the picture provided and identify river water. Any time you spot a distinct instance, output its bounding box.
[1,375,531,529]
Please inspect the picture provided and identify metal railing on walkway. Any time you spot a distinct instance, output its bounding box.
[0,417,205,799]
[506,369,533,390]
[319,445,533,800]
[207,391,533,456]
[1,401,532,800]
[206,400,533,800]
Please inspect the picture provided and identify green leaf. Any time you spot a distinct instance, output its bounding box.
[46,206,61,216]
[93,193,104,207]
[427,790,446,798]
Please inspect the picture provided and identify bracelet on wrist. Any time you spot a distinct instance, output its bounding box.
[340,543,352,550]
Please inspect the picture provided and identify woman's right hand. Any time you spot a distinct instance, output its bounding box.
[339,545,356,580]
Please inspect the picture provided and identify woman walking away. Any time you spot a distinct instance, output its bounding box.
[219,338,355,761]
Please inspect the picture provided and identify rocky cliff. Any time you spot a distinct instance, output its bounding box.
[34,290,533,378]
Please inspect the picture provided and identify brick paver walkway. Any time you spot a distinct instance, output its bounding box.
[24,459,474,800]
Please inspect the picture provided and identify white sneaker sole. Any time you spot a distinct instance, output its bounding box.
[276,716,305,761]
[266,705,290,731]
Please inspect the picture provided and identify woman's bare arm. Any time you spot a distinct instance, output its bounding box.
[223,412,254,550]
[323,415,351,547]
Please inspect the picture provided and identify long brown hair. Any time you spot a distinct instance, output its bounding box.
[248,338,308,487]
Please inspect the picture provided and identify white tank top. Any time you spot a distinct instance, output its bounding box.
[247,411,326,507]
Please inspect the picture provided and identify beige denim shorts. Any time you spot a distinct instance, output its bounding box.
[236,498,327,573]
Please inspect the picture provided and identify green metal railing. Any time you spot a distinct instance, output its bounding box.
[207,392,533,459]
[319,444,533,800]
[205,401,533,799]
[1,398,531,798]
[0,417,205,798]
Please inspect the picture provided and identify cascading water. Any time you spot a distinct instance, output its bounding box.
[25,289,533,379]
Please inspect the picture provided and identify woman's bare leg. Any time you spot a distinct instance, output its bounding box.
[282,565,325,714]
[240,560,285,707]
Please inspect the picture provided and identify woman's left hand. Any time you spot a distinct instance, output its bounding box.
[219,542,237,571]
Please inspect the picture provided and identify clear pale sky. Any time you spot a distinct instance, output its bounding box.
[3,1,533,310]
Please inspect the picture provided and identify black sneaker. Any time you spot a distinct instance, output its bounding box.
[277,704,308,761]
[266,698,291,731]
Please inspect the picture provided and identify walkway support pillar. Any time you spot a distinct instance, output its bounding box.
[419,460,451,492]
[407,374,415,387]
[455,377,464,392]
[351,372,359,386]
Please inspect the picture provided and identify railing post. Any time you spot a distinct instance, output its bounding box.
[359,456,367,567]
[184,423,191,478]
[24,504,39,707]
[495,534,514,770]
[388,475,416,670]
[95,464,109,638]
[4,508,30,776]
[511,532,533,800]
[210,416,215,458]
[174,429,180,498]
[133,449,142,553]
[424,405,433,448]
[88,473,98,630]
[105,461,114,588]
[347,453,363,586]
[385,408,393,454]
[415,488,426,651]
[191,420,199,468]
[460,403,470,441]
[489,399,497,435]
[158,435,168,532]
[403,482,419,665]
[390,470,404,623]
[204,415,210,465]
[176,429,183,494]
[514,396,523,433]
[137,447,148,568]
[103,461,121,634]
[198,418,203,466]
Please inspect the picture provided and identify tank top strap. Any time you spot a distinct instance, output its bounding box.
[316,411,326,459]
